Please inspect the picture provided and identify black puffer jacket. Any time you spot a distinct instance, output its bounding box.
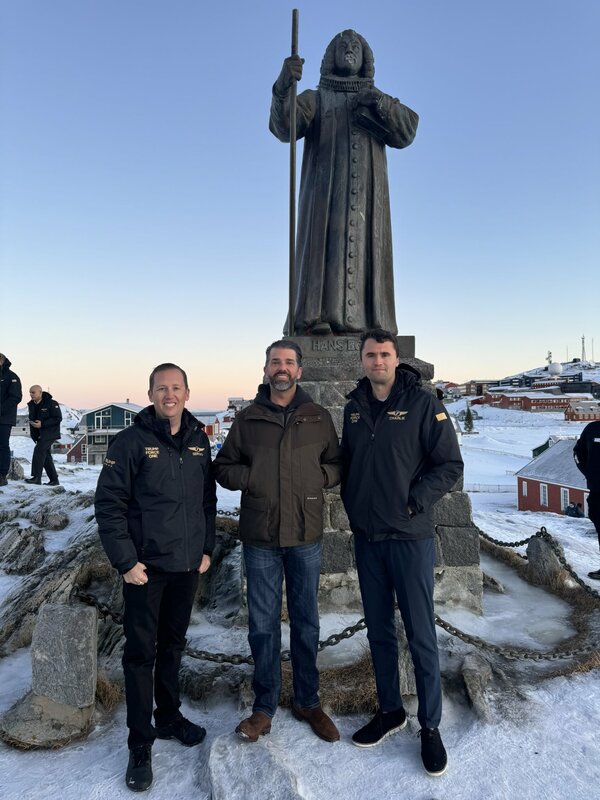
[341,366,463,541]
[95,406,217,574]
[28,391,62,442]
[214,384,341,547]
[0,357,22,426]
[574,421,600,491]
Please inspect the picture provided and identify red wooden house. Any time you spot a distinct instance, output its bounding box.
[516,438,589,516]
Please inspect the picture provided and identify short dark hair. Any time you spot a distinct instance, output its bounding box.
[149,363,189,391]
[359,329,399,358]
[265,340,303,366]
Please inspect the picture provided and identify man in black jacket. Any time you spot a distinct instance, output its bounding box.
[95,363,217,793]
[215,340,342,744]
[0,353,22,486]
[26,385,62,486]
[341,330,463,777]
[574,421,600,579]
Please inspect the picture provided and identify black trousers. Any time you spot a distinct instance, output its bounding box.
[0,424,11,476]
[354,535,442,729]
[122,568,199,748]
[588,491,600,548]
[31,437,58,481]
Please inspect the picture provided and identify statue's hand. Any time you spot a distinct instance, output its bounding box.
[354,87,382,109]
[274,54,304,95]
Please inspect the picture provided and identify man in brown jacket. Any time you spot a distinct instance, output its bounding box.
[215,340,341,743]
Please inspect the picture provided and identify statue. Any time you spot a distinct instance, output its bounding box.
[270,29,419,336]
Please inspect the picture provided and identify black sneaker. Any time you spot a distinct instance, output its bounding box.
[125,744,153,792]
[419,727,447,776]
[351,707,407,748]
[155,715,206,747]
[0,474,7,487]
[44,479,60,486]
[588,569,600,580]
[25,477,41,485]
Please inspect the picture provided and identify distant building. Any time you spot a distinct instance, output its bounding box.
[191,413,221,438]
[71,402,144,465]
[459,380,497,397]
[564,400,600,422]
[481,390,593,412]
[516,438,588,516]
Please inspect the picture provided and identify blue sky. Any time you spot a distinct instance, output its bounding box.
[2,0,599,408]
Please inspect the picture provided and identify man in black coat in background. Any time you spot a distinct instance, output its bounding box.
[0,353,23,486]
[26,384,62,486]
[574,420,600,579]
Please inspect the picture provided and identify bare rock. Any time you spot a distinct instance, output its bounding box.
[0,523,45,574]
[462,652,493,719]
[0,691,94,749]
[526,537,565,585]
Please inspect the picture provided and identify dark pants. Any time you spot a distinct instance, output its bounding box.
[243,541,322,717]
[588,491,600,548]
[122,568,199,748]
[0,424,11,475]
[354,534,442,729]
[31,437,58,482]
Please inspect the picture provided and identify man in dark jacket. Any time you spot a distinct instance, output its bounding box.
[215,340,342,744]
[341,330,463,777]
[95,363,217,793]
[574,421,600,579]
[0,353,23,486]
[26,385,62,486]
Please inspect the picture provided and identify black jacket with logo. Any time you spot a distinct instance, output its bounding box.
[0,357,22,426]
[214,384,341,547]
[27,391,62,442]
[341,366,463,541]
[95,406,217,574]
[574,420,600,492]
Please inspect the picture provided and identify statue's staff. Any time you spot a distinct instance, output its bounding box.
[288,8,299,336]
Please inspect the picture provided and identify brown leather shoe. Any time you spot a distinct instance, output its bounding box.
[235,711,272,742]
[291,704,340,742]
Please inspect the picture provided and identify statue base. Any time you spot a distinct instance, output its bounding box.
[288,334,434,382]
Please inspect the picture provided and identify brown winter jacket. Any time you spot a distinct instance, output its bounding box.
[214,385,341,547]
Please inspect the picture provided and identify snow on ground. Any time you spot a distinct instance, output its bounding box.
[1,410,600,799]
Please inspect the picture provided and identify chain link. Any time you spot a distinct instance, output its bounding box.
[70,524,600,664]
[216,509,239,518]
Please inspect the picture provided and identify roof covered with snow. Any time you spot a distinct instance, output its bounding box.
[516,438,586,489]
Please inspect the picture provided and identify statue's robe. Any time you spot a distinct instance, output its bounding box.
[270,75,418,335]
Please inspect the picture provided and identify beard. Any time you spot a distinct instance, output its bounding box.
[269,372,296,391]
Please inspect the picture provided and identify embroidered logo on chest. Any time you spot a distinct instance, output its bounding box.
[387,410,408,421]
[187,446,205,456]
[350,412,361,424]
[144,447,160,459]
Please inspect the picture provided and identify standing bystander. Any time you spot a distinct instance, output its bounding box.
[26,385,62,486]
[574,421,600,579]
[0,353,22,486]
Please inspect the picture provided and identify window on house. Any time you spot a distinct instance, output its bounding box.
[94,409,111,429]
[124,411,135,427]
[540,484,548,507]
[560,487,569,511]
[522,481,528,497]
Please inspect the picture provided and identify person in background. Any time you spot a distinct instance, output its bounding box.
[0,353,22,486]
[574,422,600,579]
[26,385,62,486]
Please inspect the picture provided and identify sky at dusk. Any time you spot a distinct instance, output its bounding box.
[2,0,599,409]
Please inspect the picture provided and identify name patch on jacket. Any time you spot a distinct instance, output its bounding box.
[436,412,448,422]
[103,458,116,468]
[187,446,205,456]
[350,412,361,424]
[144,447,160,459]
[387,410,408,421]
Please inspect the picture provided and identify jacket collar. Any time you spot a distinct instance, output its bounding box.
[253,383,314,414]
[135,405,200,442]
[348,364,422,405]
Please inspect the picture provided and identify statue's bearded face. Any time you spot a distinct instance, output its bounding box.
[334,33,363,76]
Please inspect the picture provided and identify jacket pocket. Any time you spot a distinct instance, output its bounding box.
[239,493,272,543]
[302,492,324,541]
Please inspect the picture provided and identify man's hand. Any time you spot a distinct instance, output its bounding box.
[123,562,148,585]
[274,54,304,95]
[29,420,42,429]
[354,87,382,109]
[198,554,211,574]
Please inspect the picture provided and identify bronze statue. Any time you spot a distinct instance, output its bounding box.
[270,30,419,336]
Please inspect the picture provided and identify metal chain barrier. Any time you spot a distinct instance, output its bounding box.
[71,525,600,663]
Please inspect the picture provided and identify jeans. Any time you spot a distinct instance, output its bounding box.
[354,534,442,729]
[243,541,322,717]
[122,568,199,748]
